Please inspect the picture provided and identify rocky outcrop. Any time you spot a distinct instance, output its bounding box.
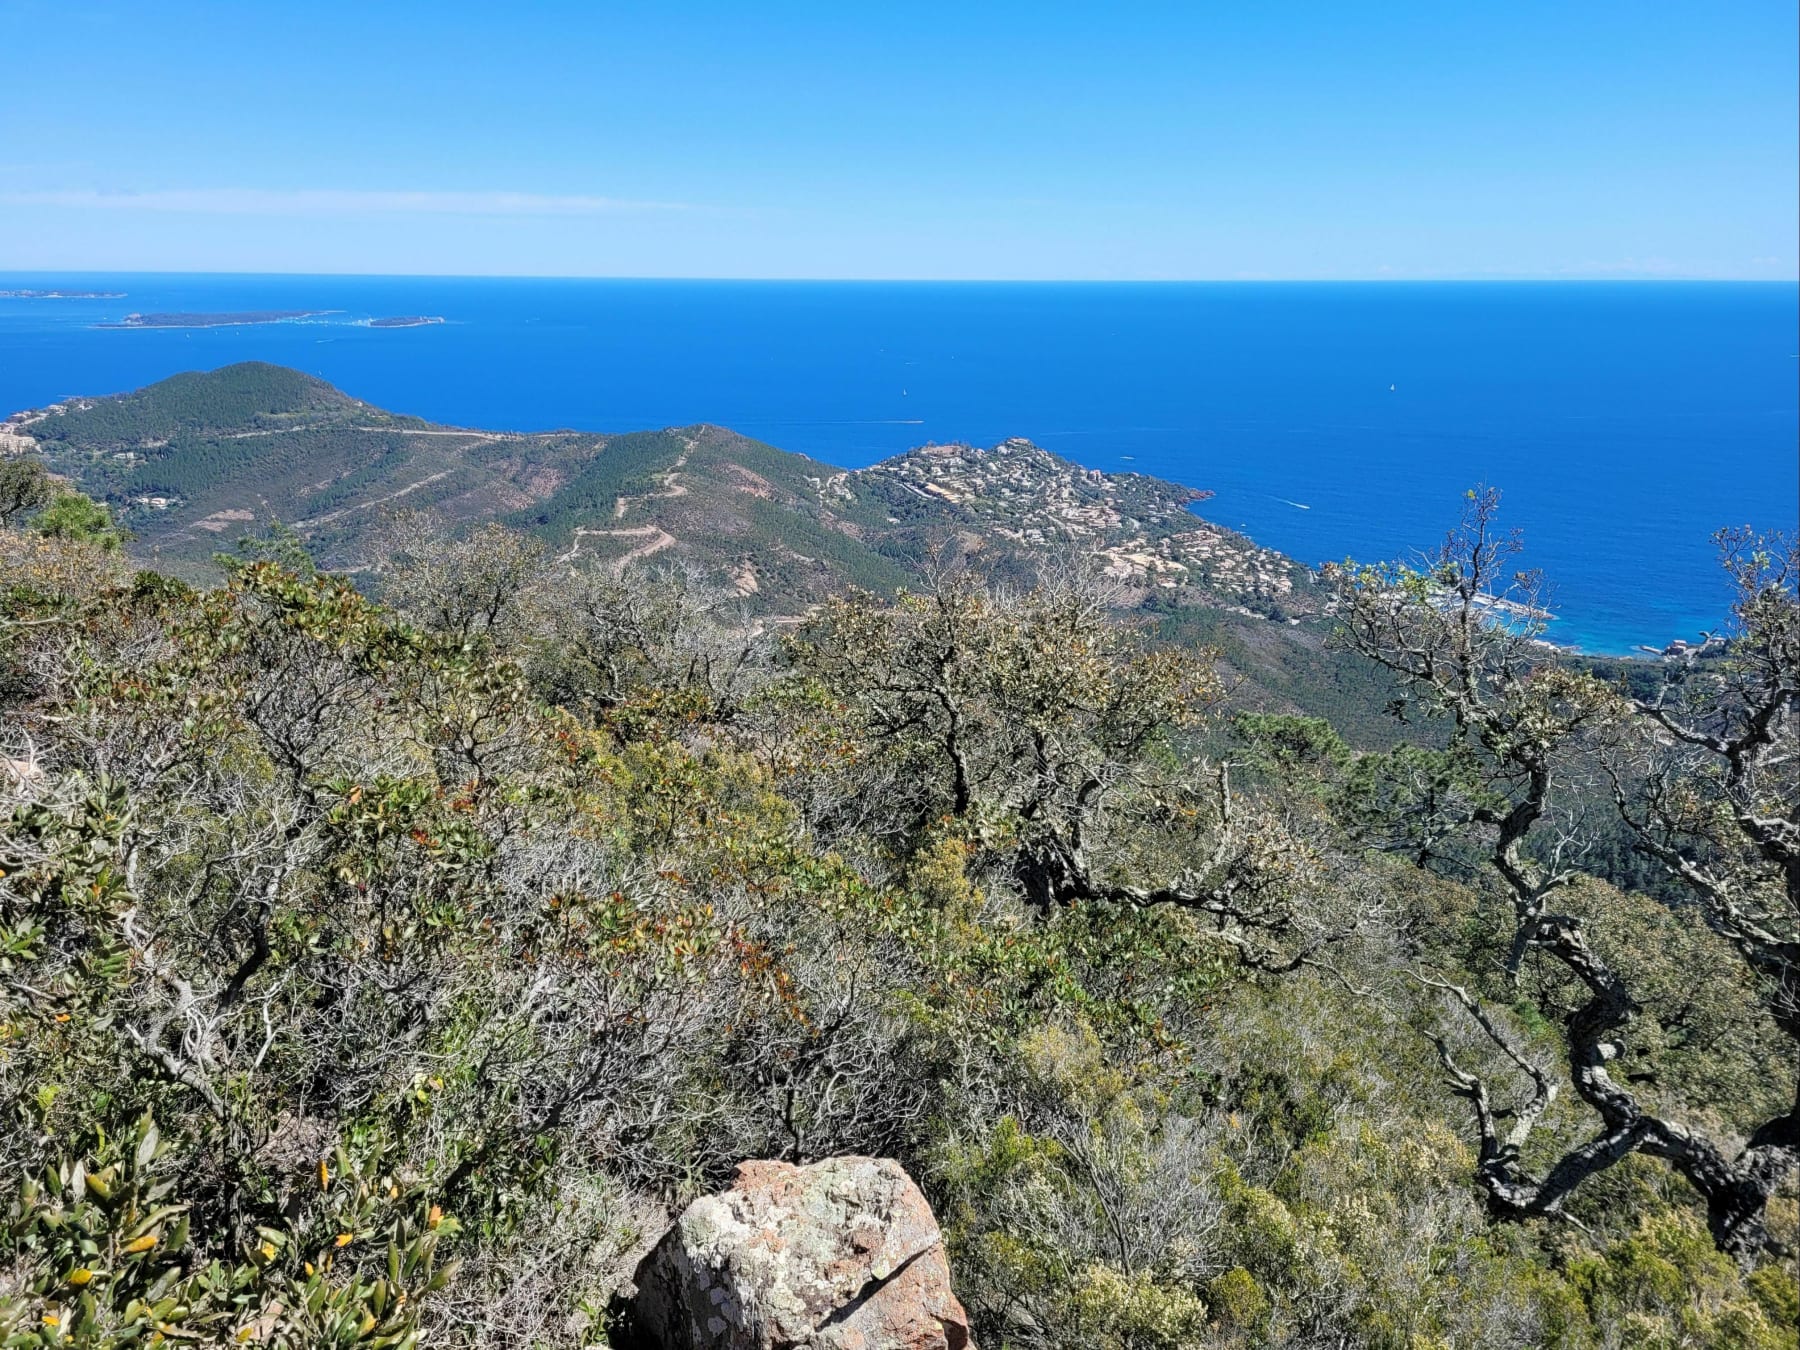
[630,1156,972,1350]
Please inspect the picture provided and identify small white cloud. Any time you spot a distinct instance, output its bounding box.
[0,188,689,216]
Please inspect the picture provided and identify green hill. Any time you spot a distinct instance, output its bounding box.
[6,363,1395,732]
[23,362,373,448]
[8,364,1305,613]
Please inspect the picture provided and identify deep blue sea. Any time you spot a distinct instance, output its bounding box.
[2,274,1794,653]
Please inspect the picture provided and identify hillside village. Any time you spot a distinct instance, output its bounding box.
[6,364,1323,621]
[838,438,1317,617]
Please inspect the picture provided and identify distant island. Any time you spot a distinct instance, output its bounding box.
[98,310,331,329]
[361,315,446,328]
[1,288,127,299]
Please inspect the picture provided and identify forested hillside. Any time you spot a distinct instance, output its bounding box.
[20,364,380,448]
[5,364,1319,624]
[0,473,1795,1347]
[5,362,1407,742]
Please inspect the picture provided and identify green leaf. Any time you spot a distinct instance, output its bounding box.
[135,1120,160,1168]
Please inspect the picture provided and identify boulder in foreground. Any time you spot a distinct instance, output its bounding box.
[630,1155,972,1349]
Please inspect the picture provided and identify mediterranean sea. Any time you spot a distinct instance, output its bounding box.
[1,275,1794,653]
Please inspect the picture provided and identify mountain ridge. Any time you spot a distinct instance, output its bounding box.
[4,361,1320,621]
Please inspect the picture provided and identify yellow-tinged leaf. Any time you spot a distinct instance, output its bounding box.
[335,1232,355,1247]
[67,1267,94,1286]
[426,1205,442,1228]
[123,1232,159,1253]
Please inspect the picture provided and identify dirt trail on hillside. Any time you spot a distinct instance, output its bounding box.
[560,435,702,568]
[559,525,677,572]
[290,471,458,528]
[215,425,523,443]
[612,441,694,519]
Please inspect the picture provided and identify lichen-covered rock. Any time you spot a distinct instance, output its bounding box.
[631,1156,972,1349]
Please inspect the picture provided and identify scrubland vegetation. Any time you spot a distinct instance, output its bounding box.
[0,479,1795,1348]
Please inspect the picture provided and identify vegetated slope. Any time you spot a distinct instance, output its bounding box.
[7,364,1322,621]
[3,515,1793,1348]
[19,363,373,447]
[6,366,949,593]
[10,363,516,575]
[6,363,1393,738]
[505,423,921,605]
[1156,604,1432,752]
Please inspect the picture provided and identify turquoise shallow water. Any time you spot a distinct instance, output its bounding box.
[2,275,1794,653]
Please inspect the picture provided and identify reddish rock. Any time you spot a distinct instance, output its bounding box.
[631,1155,972,1349]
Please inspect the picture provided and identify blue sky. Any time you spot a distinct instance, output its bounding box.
[2,1,1794,279]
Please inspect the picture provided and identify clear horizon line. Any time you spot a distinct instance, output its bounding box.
[4,268,1795,284]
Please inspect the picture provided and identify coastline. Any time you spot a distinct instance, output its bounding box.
[4,275,1787,656]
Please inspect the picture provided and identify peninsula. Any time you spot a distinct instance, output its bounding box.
[9,362,1318,625]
